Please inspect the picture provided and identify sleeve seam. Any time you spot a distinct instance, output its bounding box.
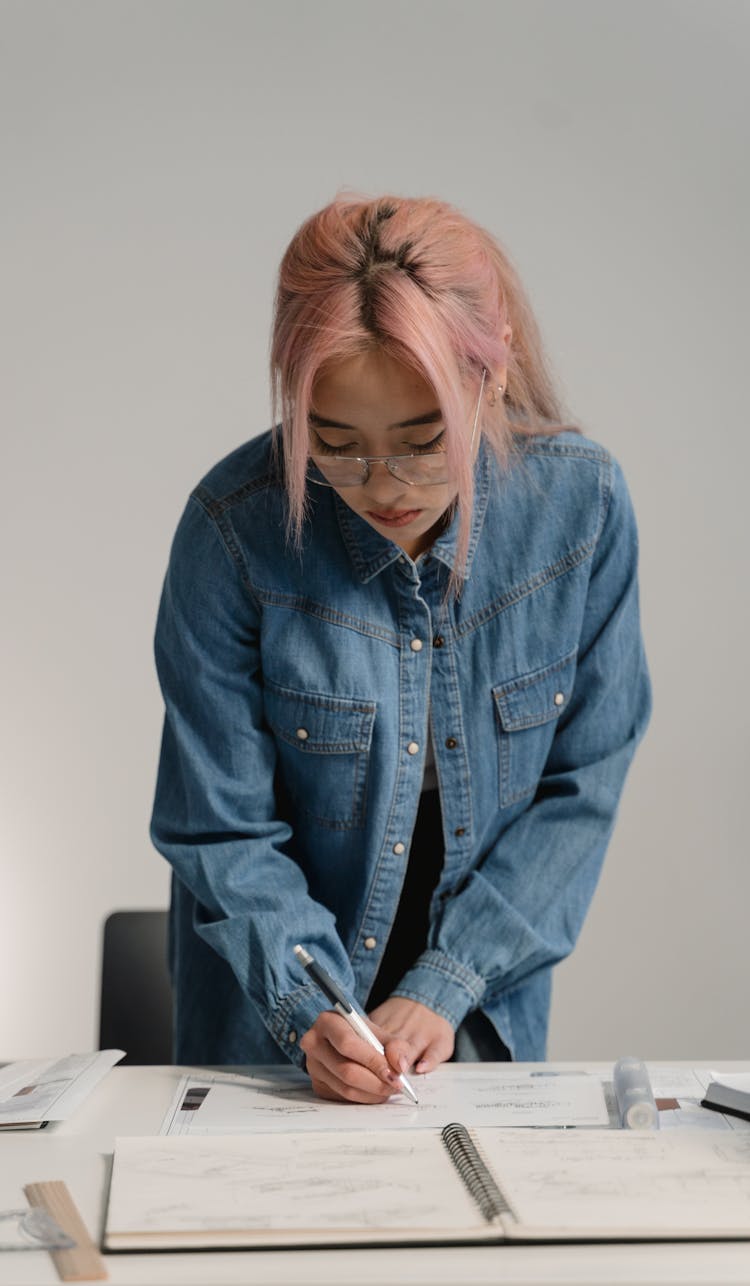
[593,455,616,553]
[188,490,263,613]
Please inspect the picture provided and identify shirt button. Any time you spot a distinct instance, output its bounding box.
[364,936,377,950]
[454,826,466,837]
[296,727,309,740]
[554,692,565,707]
[433,635,445,648]
[445,736,458,749]
[410,638,423,652]
[393,842,406,855]
[288,1030,297,1043]
[407,741,420,755]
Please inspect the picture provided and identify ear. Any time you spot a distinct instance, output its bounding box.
[489,326,513,395]
[486,367,508,399]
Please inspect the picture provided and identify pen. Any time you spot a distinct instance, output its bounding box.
[293,944,419,1106]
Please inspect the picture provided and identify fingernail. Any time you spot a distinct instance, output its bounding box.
[399,1056,410,1074]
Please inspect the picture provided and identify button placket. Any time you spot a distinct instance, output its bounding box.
[366,576,432,962]
[424,594,472,865]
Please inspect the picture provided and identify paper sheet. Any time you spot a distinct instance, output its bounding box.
[0,1050,124,1128]
[160,1063,611,1134]
[709,1070,750,1092]
[648,1066,750,1131]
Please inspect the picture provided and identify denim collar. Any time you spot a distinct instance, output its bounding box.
[333,435,494,584]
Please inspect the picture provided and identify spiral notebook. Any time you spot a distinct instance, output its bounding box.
[103,1124,750,1250]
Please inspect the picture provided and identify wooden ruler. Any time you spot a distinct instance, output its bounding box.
[23,1181,108,1282]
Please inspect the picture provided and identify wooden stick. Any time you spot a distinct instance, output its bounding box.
[23,1181,108,1282]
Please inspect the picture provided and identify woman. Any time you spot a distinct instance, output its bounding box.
[151,191,651,1103]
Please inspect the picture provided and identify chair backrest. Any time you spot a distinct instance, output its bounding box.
[99,910,173,1065]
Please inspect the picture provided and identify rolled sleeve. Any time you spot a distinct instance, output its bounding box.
[150,491,354,1064]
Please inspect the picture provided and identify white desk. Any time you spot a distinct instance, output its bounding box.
[2,1061,750,1285]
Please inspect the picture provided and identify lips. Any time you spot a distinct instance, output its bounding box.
[365,509,422,528]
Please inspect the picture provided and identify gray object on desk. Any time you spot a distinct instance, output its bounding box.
[613,1056,659,1129]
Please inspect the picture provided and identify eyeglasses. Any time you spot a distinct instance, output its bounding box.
[307,368,487,488]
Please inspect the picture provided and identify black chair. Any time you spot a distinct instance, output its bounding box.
[99,910,173,1065]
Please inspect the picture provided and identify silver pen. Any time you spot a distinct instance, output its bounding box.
[293,944,419,1105]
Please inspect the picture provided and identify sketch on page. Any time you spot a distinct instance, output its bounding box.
[108,1131,480,1236]
[160,1063,610,1135]
[477,1128,750,1231]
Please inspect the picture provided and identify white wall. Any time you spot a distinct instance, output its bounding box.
[2,0,748,1060]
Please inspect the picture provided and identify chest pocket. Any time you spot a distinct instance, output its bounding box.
[264,681,376,830]
[492,647,578,808]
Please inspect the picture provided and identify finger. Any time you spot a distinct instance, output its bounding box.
[365,1016,421,1072]
[307,1025,401,1097]
[414,1032,455,1074]
[321,1015,401,1090]
[382,1035,418,1077]
[306,1056,395,1105]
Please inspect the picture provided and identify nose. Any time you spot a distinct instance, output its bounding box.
[360,459,411,507]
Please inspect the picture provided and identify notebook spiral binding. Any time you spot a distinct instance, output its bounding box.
[441,1122,516,1225]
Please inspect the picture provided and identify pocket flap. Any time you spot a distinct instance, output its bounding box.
[492,648,578,732]
[264,682,376,753]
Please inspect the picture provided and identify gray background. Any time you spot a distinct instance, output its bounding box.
[2,0,748,1060]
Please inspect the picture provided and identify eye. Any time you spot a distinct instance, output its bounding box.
[409,431,446,454]
[311,430,356,455]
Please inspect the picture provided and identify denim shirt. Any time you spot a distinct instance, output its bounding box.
[151,428,652,1066]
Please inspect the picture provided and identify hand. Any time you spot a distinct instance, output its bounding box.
[367,997,455,1074]
[299,1010,415,1104]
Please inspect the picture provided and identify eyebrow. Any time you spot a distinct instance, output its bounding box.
[308,408,443,431]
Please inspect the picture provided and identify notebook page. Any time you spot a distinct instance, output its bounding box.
[105,1130,486,1247]
[475,1127,750,1234]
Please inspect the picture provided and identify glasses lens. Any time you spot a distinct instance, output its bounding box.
[307,456,369,487]
[387,453,450,485]
[307,451,451,487]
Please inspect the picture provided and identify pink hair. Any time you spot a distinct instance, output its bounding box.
[269,189,578,596]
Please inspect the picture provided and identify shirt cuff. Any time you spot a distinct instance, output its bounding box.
[388,949,487,1028]
[267,982,329,1069]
